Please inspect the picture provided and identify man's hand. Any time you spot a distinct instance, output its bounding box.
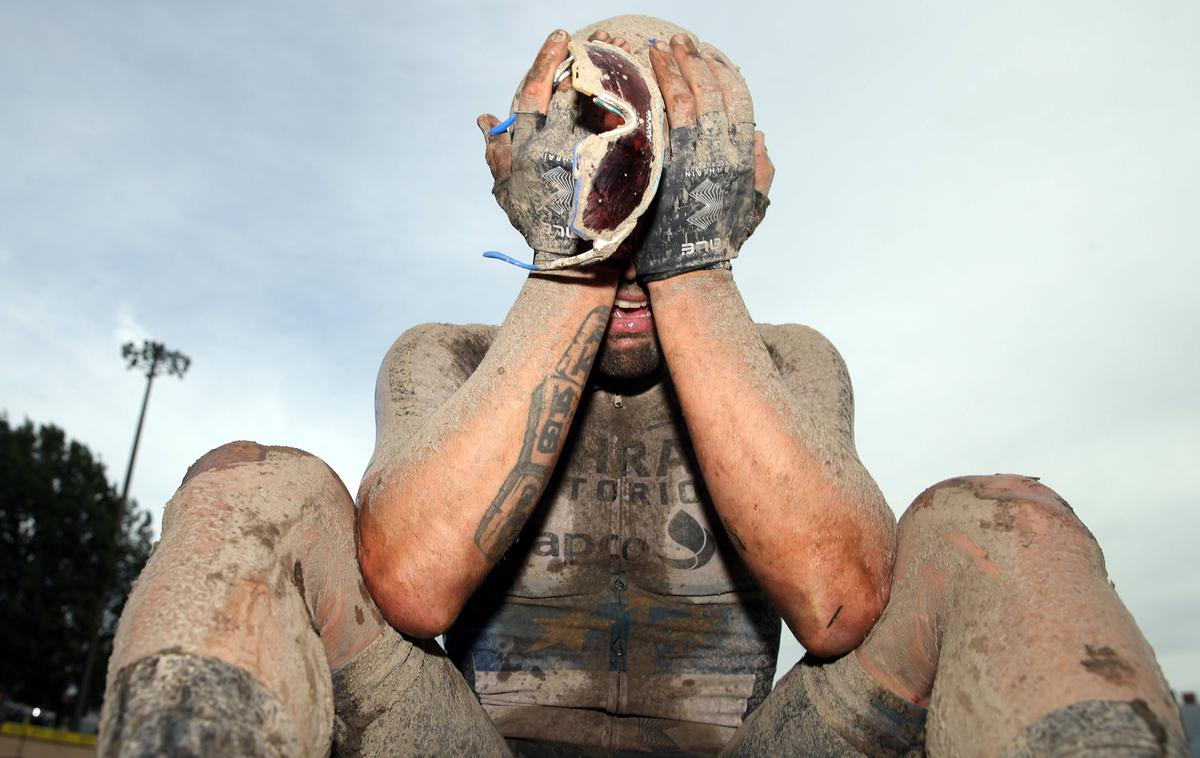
[639,35,773,281]
[478,30,586,262]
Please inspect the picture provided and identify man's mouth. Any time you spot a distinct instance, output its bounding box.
[609,293,654,335]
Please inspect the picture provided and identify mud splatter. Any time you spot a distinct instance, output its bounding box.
[357,581,385,624]
[955,688,975,715]
[101,651,299,756]
[291,561,306,599]
[979,502,1017,532]
[355,606,365,625]
[826,605,843,628]
[1128,698,1167,750]
[1081,644,1134,683]
[240,521,282,550]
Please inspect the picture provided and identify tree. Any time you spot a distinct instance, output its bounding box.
[0,416,153,726]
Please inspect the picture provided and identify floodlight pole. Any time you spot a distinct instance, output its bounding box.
[72,340,191,730]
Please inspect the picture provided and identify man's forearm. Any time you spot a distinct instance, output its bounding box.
[358,269,617,637]
[646,269,896,656]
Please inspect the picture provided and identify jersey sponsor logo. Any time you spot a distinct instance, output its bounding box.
[532,531,650,563]
[530,510,716,571]
[565,475,702,506]
[662,510,716,570]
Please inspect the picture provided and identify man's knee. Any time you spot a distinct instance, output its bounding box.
[902,474,1094,532]
[182,440,276,484]
[170,441,355,539]
[105,442,350,756]
[902,474,1097,551]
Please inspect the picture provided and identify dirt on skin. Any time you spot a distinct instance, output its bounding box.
[102,444,385,756]
[648,272,898,649]
[723,651,925,756]
[371,313,896,751]
[358,268,616,519]
[854,474,1188,755]
[101,650,298,757]
[1000,699,1186,757]
[330,629,510,757]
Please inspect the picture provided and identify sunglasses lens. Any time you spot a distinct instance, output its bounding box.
[575,45,658,233]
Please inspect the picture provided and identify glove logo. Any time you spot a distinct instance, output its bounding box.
[662,509,717,570]
[541,166,573,214]
[686,178,723,231]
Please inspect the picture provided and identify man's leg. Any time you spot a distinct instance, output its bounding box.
[722,638,924,756]
[726,474,1187,756]
[99,441,508,757]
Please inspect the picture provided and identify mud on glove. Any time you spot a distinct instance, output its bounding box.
[492,83,589,266]
[637,114,769,282]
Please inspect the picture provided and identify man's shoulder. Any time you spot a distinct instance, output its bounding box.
[755,322,844,368]
[754,322,853,411]
[384,323,499,383]
[394,322,499,352]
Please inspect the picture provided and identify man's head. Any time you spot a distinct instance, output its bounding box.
[489,16,761,382]
[568,17,751,383]
[574,15,697,69]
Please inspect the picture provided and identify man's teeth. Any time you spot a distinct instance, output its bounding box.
[615,299,647,310]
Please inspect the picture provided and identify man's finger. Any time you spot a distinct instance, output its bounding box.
[754,130,774,195]
[670,34,724,117]
[701,43,754,125]
[587,30,629,53]
[545,71,580,130]
[517,29,570,116]
[477,113,512,183]
[649,40,695,129]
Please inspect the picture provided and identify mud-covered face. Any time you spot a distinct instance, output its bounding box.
[595,256,662,381]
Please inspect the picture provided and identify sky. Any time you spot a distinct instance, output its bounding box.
[2,1,1198,694]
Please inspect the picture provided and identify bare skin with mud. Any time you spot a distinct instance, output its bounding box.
[99,14,1186,758]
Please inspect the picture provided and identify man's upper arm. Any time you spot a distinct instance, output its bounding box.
[365,323,497,479]
[758,323,857,449]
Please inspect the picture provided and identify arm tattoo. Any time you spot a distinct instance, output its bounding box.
[473,307,608,560]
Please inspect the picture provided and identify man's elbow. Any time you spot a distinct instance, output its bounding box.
[356,511,469,639]
[793,592,887,659]
[782,554,893,659]
[357,545,464,638]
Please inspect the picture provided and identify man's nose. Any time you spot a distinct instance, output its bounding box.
[622,260,637,282]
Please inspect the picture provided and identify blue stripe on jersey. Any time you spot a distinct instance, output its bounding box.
[449,585,778,678]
